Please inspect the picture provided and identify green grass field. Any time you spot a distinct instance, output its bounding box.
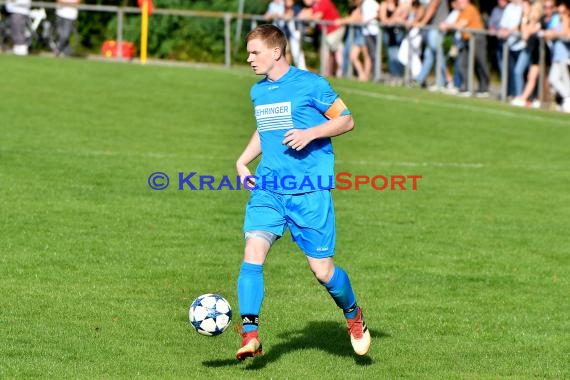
[1,55,568,379]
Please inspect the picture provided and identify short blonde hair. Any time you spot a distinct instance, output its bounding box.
[246,24,287,56]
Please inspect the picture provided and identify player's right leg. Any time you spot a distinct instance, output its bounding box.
[236,235,271,360]
[237,190,286,361]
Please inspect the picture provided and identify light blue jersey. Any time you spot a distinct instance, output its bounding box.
[250,66,349,194]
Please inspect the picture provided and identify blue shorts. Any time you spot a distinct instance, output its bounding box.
[243,190,336,258]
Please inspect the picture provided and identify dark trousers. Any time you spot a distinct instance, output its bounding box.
[56,16,74,56]
[364,34,378,78]
[10,13,27,45]
[459,35,490,93]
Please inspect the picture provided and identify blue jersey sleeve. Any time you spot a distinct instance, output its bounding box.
[310,77,341,115]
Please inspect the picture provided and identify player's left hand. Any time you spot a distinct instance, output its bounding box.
[282,129,314,151]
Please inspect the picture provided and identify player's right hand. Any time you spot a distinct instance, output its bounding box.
[236,164,256,190]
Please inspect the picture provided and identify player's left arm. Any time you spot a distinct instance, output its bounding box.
[282,98,354,151]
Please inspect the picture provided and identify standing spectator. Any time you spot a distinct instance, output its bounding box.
[437,0,463,93]
[55,0,80,56]
[300,0,345,77]
[511,1,544,107]
[284,0,307,70]
[542,0,561,31]
[337,0,371,80]
[543,0,570,112]
[498,0,528,98]
[412,0,449,88]
[361,0,380,79]
[539,0,561,104]
[488,0,508,77]
[265,0,286,22]
[6,0,31,56]
[397,0,425,29]
[396,0,425,78]
[265,0,287,32]
[379,0,405,80]
[338,0,379,81]
[442,0,490,96]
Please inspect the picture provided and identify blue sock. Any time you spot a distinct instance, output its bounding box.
[323,266,358,319]
[237,262,264,333]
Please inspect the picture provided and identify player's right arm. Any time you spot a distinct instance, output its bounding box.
[236,131,261,188]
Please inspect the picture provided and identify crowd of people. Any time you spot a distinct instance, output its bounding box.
[2,0,79,57]
[264,0,570,113]
[2,0,568,112]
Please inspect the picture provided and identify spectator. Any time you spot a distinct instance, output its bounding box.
[488,0,508,77]
[396,0,425,28]
[265,0,286,21]
[300,0,345,77]
[6,0,31,56]
[511,1,544,107]
[55,0,80,57]
[284,0,307,70]
[542,0,561,31]
[265,0,286,30]
[459,0,489,96]
[338,0,379,81]
[379,0,405,80]
[360,0,380,79]
[539,0,561,104]
[338,1,371,80]
[396,0,425,78]
[412,0,449,88]
[498,0,528,98]
[543,0,570,112]
[437,0,462,93]
[442,0,490,96]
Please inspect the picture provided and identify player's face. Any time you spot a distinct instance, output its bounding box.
[246,38,277,76]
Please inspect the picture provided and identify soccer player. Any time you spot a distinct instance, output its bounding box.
[235,24,371,361]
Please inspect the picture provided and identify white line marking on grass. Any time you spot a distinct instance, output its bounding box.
[336,160,484,168]
[0,147,179,159]
[337,87,569,126]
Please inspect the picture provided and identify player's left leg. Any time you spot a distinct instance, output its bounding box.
[307,256,371,356]
[287,190,371,355]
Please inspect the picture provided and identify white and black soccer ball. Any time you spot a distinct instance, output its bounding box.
[189,294,232,336]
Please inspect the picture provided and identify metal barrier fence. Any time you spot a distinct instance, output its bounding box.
[2,2,565,106]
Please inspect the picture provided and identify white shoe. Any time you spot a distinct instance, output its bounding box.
[347,307,371,356]
[442,83,458,95]
[13,44,28,56]
[511,98,526,107]
[428,84,441,92]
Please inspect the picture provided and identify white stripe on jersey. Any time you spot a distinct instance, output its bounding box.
[255,102,293,133]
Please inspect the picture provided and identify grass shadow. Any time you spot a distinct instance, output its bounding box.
[202,320,390,370]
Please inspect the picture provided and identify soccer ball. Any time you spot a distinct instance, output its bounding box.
[189,294,232,336]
